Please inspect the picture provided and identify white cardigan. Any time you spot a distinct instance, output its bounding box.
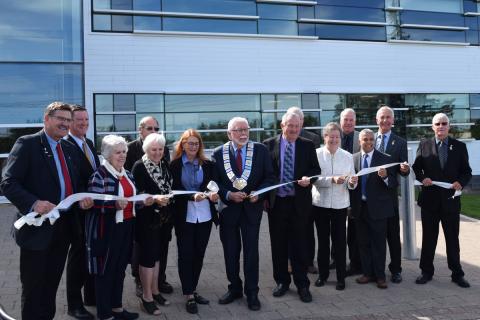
[312,147,357,209]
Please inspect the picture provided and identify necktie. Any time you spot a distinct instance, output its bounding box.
[361,154,369,199]
[378,134,385,153]
[235,148,243,175]
[281,142,294,193]
[342,134,351,153]
[82,140,95,169]
[56,143,73,197]
[439,141,448,169]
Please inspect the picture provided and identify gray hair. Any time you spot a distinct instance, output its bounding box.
[376,105,394,119]
[101,135,128,160]
[340,108,356,120]
[142,132,166,152]
[432,113,450,125]
[227,117,249,131]
[281,112,300,125]
[287,106,304,120]
[138,116,159,128]
[322,122,342,137]
[359,128,374,138]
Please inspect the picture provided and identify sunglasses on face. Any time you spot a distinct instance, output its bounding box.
[434,122,448,127]
[144,126,160,131]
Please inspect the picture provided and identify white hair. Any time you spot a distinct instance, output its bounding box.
[322,122,342,137]
[142,133,166,152]
[287,106,304,120]
[359,128,374,138]
[281,112,300,125]
[101,135,128,160]
[376,105,394,119]
[138,116,159,128]
[340,108,356,120]
[227,117,249,131]
[432,113,450,125]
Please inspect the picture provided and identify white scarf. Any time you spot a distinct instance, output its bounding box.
[103,159,136,223]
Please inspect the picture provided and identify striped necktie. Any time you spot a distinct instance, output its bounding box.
[280,142,294,193]
[378,134,386,153]
[82,140,96,169]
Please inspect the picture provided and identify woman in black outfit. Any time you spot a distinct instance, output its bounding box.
[131,133,172,316]
[170,129,219,314]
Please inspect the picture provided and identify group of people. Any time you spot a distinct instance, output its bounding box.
[0,101,472,320]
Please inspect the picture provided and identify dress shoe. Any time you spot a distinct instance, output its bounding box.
[314,277,326,287]
[186,299,198,314]
[391,272,402,284]
[247,294,261,311]
[336,281,345,291]
[159,281,173,294]
[452,276,470,288]
[307,265,318,274]
[111,309,139,320]
[297,287,312,303]
[193,292,210,304]
[346,267,362,277]
[415,274,432,285]
[67,306,94,320]
[272,283,289,297]
[376,279,388,289]
[355,275,372,284]
[218,290,243,304]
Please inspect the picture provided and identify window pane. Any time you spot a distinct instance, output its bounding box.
[0,0,82,62]
[405,94,470,124]
[165,95,260,112]
[95,94,114,112]
[93,14,112,31]
[163,17,257,34]
[401,28,466,43]
[302,94,319,109]
[96,115,114,132]
[315,0,384,8]
[259,20,298,35]
[319,94,345,111]
[258,4,297,20]
[162,0,257,15]
[400,0,462,13]
[93,0,111,9]
[400,11,465,27]
[0,127,41,154]
[276,94,302,110]
[0,64,83,124]
[112,0,133,10]
[115,114,136,131]
[261,94,276,111]
[315,6,385,22]
[134,16,162,31]
[114,94,135,112]
[133,0,161,11]
[136,94,164,112]
[112,15,133,32]
[317,24,386,41]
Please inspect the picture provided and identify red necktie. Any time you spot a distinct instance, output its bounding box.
[56,143,73,197]
[235,149,243,174]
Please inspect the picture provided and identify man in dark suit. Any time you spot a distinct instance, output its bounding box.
[374,106,410,284]
[263,112,321,303]
[351,129,397,289]
[0,102,93,320]
[212,117,274,311]
[340,108,361,277]
[412,113,472,288]
[65,105,100,319]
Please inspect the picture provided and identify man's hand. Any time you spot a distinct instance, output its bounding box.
[115,199,128,210]
[297,176,311,187]
[451,181,463,191]
[349,176,358,185]
[33,200,56,215]
[194,193,207,202]
[79,197,94,210]
[249,193,259,203]
[378,167,387,179]
[208,192,219,202]
[229,191,247,203]
[154,195,170,207]
[332,176,346,184]
[143,196,154,206]
[400,162,410,174]
[422,178,433,186]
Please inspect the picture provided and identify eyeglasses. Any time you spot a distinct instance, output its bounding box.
[50,115,72,123]
[230,128,250,133]
[434,122,448,127]
[144,126,160,131]
[185,142,200,147]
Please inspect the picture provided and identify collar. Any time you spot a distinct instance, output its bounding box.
[44,131,61,145]
[377,130,391,138]
[231,142,246,153]
[103,159,126,177]
[435,137,449,145]
[182,152,198,165]
[68,133,85,147]
[281,135,295,146]
[361,149,374,158]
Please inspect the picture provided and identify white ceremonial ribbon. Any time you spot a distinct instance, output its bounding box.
[414,180,462,198]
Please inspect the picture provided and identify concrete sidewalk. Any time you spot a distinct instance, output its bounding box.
[1,203,479,320]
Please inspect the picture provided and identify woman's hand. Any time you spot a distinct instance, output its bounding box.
[349,175,358,185]
[79,197,94,210]
[144,196,154,206]
[154,195,170,207]
[332,176,346,184]
[208,192,219,202]
[115,199,128,210]
[193,193,207,202]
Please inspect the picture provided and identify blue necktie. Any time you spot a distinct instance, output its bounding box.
[281,142,294,193]
[439,141,448,169]
[378,134,386,153]
[361,154,369,199]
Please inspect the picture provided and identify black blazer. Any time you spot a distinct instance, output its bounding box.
[211,142,275,225]
[351,150,398,220]
[125,138,170,171]
[169,158,219,232]
[263,135,321,218]
[66,134,100,187]
[412,137,472,213]
[300,129,321,149]
[1,130,83,249]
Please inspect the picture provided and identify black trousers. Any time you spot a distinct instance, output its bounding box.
[419,207,464,279]
[176,220,212,295]
[386,206,402,274]
[347,215,361,271]
[313,206,347,282]
[20,216,70,320]
[355,202,388,280]
[306,215,316,266]
[95,219,134,320]
[66,212,95,309]
[268,196,310,289]
[219,210,261,295]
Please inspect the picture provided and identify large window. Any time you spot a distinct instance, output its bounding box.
[400,0,463,14]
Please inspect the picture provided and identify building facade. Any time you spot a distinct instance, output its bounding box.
[1,0,480,201]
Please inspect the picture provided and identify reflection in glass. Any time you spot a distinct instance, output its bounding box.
[257,4,298,20]
[163,17,257,34]
[93,0,111,9]
[407,125,472,140]
[133,0,161,11]
[401,28,466,43]
[112,0,133,10]
[315,0,384,8]
[317,24,386,41]
[93,14,112,31]
[134,16,162,30]
[400,11,465,27]
[136,94,164,112]
[261,94,276,111]
[115,115,136,131]
[112,15,133,32]
[165,95,260,112]
[0,64,83,124]
[405,94,469,124]
[95,94,114,112]
[0,127,41,154]
[320,94,345,110]
[259,20,298,35]
[162,0,257,16]
[276,94,302,110]
[302,94,319,110]
[96,115,114,132]
[400,0,462,14]
[315,6,385,22]
[114,94,135,112]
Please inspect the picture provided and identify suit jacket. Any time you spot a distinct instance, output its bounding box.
[169,158,219,232]
[125,137,171,171]
[300,129,321,149]
[66,134,100,188]
[0,130,83,250]
[211,142,275,226]
[351,150,398,220]
[263,135,321,218]
[341,130,360,154]
[412,137,472,213]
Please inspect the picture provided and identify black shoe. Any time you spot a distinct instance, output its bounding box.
[140,298,161,315]
[391,272,402,284]
[314,277,325,287]
[218,290,243,304]
[159,281,173,294]
[67,306,94,320]
[452,276,470,288]
[346,267,362,277]
[186,299,198,314]
[153,293,170,306]
[247,294,261,311]
[193,292,210,304]
[415,274,432,285]
[336,281,345,291]
[272,283,289,297]
[111,309,139,320]
[297,287,312,303]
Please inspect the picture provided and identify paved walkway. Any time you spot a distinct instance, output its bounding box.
[1,203,479,320]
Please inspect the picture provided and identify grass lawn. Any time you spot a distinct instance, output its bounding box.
[461,194,480,219]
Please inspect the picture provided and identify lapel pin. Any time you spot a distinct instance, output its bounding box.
[391,140,395,146]
[450,145,453,151]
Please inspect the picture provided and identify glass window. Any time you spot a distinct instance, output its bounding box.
[315,6,385,22]
[257,4,297,20]
[134,16,162,30]
[165,95,260,112]
[0,64,83,124]
[112,0,133,10]
[276,94,302,110]
[317,24,386,41]
[163,17,257,34]
[114,94,135,112]
[133,0,161,11]
[115,115,136,131]
[259,20,298,35]
[261,94,276,111]
[136,94,164,112]
[405,94,470,124]
[93,14,112,31]
[162,0,257,16]
[93,0,111,9]
[96,115,114,132]
[320,94,346,111]
[0,0,82,62]
[112,15,133,32]
[400,0,462,13]
[298,23,316,36]
[298,6,314,19]
[470,94,480,109]
[95,94,114,112]
[302,94,319,110]
[400,11,465,27]
[315,0,385,8]
[400,28,466,43]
